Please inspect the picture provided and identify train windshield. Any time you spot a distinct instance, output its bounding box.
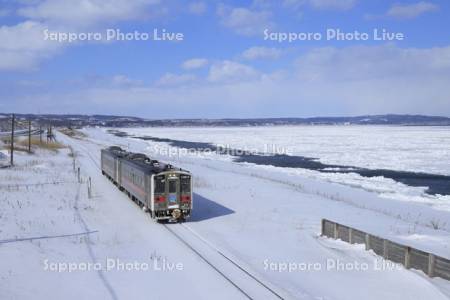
[180,175,191,193]
[169,180,177,193]
[154,175,165,193]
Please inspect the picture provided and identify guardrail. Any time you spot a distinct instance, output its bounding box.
[321,219,450,281]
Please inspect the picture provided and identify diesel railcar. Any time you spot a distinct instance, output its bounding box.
[101,146,192,221]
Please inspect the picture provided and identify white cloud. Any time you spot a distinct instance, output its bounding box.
[112,75,143,86]
[181,58,209,70]
[188,1,207,15]
[295,45,450,81]
[217,4,273,36]
[1,0,164,71]
[386,2,438,19]
[308,0,357,10]
[208,60,260,83]
[283,0,357,10]
[0,21,63,71]
[18,0,161,28]
[287,45,450,115]
[104,46,450,116]
[155,73,197,87]
[4,45,450,117]
[242,47,283,60]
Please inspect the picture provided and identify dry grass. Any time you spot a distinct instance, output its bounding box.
[59,127,87,139]
[16,137,66,152]
[1,139,28,153]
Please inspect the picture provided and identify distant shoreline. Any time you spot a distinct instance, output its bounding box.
[1,114,450,128]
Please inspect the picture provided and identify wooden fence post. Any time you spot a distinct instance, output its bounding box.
[428,254,436,277]
[334,223,338,239]
[405,247,411,269]
[321,219,325,236]
[88,177,92,198]
[365,234,370,251]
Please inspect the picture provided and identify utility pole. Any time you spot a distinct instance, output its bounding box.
[47,125,53,143]
[28,119,31,153]
[39,124,42,144]
[10,114,14,166]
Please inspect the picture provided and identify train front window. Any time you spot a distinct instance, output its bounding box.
[169,180,177,193]
[154,176,165,194]
[180,176,191,193]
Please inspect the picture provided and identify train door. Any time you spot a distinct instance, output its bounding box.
[167,178,179,208]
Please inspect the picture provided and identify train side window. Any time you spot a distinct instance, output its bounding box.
[169,180,177,193]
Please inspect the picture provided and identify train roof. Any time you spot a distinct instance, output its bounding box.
[102,146,189,175]
[101,146,128,158]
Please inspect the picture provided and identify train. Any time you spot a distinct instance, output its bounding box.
[101,146,192,221]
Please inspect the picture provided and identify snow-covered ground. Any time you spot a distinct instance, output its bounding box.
[1,127,450,300]
[125,126,450,212]
[0,148,8,167]
[0,143,250,299]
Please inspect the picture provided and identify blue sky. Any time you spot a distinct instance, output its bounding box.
[0,0,449,118]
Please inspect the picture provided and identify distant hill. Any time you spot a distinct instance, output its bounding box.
[0,113,450,128]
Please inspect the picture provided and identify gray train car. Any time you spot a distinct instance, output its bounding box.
[101,146,192,221]
[100,146,127,185]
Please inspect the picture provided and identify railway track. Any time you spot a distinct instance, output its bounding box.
[65,133,288,300]
[164,223,286,300]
